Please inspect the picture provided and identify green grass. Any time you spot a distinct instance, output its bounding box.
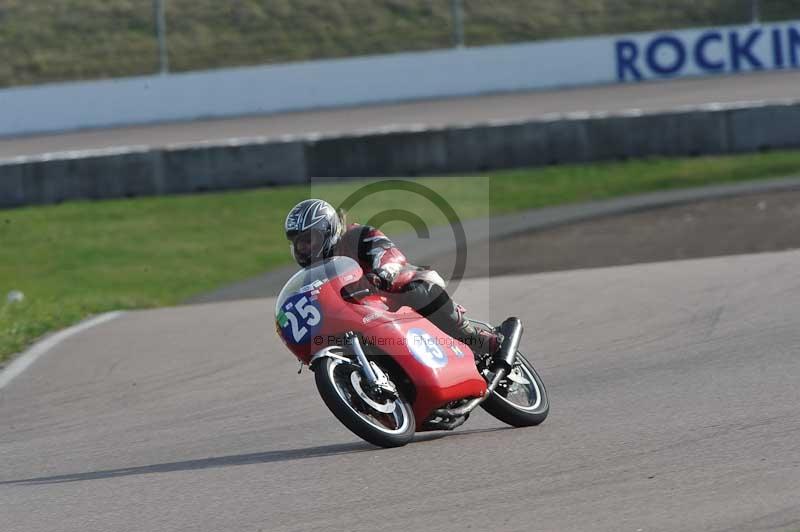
[2,149,800,363]
[1,0,797,87]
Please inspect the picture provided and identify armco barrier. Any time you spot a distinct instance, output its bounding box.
[2,101,800,208]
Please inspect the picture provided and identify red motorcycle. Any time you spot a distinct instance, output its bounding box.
[275,256,549,448]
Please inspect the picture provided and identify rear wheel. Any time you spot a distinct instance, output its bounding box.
[480,352,549,427]
[314,357,415,448]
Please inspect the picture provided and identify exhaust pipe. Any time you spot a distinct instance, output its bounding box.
[431,366,508,419]
[492,317,523,372]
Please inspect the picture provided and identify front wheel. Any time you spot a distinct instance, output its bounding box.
[314,357,415,448]
[480,352,549,427]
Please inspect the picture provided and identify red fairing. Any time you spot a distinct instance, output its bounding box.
[275,258,487,430]
[359,315,488,427]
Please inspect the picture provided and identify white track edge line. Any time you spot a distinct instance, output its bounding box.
[0,311,125,390]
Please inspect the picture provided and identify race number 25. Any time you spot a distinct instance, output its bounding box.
[282,296,321,343]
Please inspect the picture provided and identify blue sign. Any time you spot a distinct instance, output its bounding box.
[615,25,800,81]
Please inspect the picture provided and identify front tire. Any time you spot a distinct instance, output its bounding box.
[480,352,549,427]
[314,357,415,448]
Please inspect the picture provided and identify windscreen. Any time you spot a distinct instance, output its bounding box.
[274,256,361,317]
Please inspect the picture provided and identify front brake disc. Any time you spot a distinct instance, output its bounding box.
[350,372,396,413]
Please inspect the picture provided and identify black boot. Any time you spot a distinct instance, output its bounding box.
[449,307,503,357]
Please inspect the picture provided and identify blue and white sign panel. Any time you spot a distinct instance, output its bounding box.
[3,20,798,137]
[615,22,800,82]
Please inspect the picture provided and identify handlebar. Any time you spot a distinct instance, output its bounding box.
[340,281,375,301]
[347,288,373,299]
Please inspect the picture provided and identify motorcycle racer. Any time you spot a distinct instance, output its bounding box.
[284,199,503,356]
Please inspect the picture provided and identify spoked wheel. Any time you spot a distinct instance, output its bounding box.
[314,357,415,448]
[480,352,549,427]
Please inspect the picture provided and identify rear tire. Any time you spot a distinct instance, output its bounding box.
[314,357,415,448]
[480,352,549,427]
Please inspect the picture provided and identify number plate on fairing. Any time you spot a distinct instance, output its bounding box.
[276,293,323,345]
[406,328,449,369]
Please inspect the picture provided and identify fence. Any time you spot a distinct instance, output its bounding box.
[0,0,795,88]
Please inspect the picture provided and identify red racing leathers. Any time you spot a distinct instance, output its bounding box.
[333,224,442,292]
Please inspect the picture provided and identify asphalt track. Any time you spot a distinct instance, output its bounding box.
[2,70,800,158]
[2,249,800,531]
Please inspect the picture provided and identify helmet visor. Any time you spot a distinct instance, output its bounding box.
[290,229,326,267]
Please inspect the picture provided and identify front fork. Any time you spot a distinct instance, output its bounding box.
[344,332,399,399]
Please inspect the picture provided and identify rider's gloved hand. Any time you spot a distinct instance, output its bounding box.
[365,273,384,289]
[368,264,401,291]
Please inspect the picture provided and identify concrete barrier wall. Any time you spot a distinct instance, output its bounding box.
[2,20,799,138]
[0,141,307,208]
[2,101,800,208]
[305,102,793,178]
[0,37,617,137]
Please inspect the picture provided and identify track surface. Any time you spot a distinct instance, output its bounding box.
[2,70,800,158]
[2,250,800,531]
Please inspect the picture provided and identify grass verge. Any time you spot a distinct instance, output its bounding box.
[2,149,800,363]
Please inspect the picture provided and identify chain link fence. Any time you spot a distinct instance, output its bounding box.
[0,0,796,88]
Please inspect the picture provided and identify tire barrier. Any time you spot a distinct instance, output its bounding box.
[2,101,799,208]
